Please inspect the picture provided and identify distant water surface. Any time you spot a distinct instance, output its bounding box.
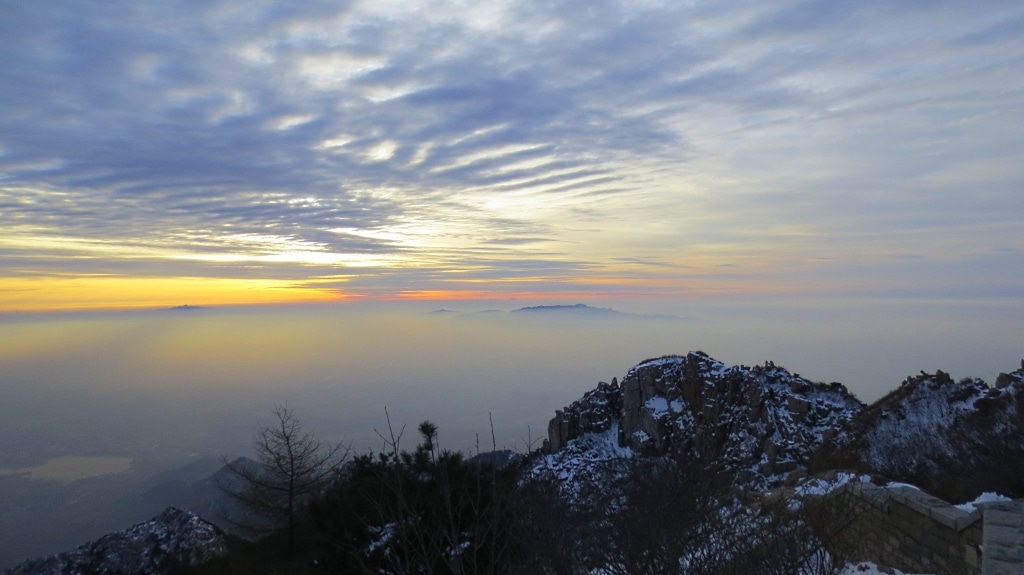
[0,456,133,482]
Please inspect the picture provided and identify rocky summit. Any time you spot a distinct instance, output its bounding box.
[540,351,1024,498]
[544,351,863,488]
[6,507,228,575]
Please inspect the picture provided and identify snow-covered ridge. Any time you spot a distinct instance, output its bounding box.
[818,361,1024,495]
[541,352,1024,496]
[543,351,864,490]
[6,507,228,575]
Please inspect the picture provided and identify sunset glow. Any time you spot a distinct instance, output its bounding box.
[0,276,342,313]
[1,1,1022,312]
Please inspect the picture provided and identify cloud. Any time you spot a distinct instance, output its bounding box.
[1,0,1023,306]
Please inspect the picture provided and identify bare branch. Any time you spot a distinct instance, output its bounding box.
[220,404,348,561]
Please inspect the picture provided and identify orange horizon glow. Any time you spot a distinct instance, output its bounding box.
[0,283,654,313]
[0,274,772,314]
[0,276,346,313]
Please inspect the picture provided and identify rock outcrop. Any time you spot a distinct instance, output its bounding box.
[545,379,622,453]
[544,352,1024,496]
[7,507,228,575]
[995,360,1024,389]
[536,352,1024,575]
[546,351,863,486]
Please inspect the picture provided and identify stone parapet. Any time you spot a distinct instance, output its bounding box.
[825,482,1024,575]
[979,500,1024,575]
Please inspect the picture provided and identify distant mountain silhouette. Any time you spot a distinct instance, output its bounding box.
[512,303,621,314]
[511,303,685,321]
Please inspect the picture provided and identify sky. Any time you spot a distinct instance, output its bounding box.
[2,0,1022,312]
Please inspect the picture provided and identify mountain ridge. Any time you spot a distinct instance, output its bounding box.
[537,351,1024,501]
[427,303,688,321]
[6,507,227,575]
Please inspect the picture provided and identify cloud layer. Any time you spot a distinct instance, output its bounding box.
[2,0,1023,307]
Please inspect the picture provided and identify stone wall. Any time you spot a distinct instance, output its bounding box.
[979,500,1024,575]
[824,483,1024,575]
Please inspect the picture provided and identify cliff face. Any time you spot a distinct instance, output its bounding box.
[7,507,228,575]
[546,351,863,486]
[546,380,622,453]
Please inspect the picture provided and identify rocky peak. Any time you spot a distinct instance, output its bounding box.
[535,354,1024,507]
[855,370,985,426]
[7,507,228,575]
[995,360,1024,389]
[826,371,990,475]
[814,362,1024,499]
[545,352,863,487]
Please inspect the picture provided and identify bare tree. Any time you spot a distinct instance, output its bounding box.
[222,404,349,560]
